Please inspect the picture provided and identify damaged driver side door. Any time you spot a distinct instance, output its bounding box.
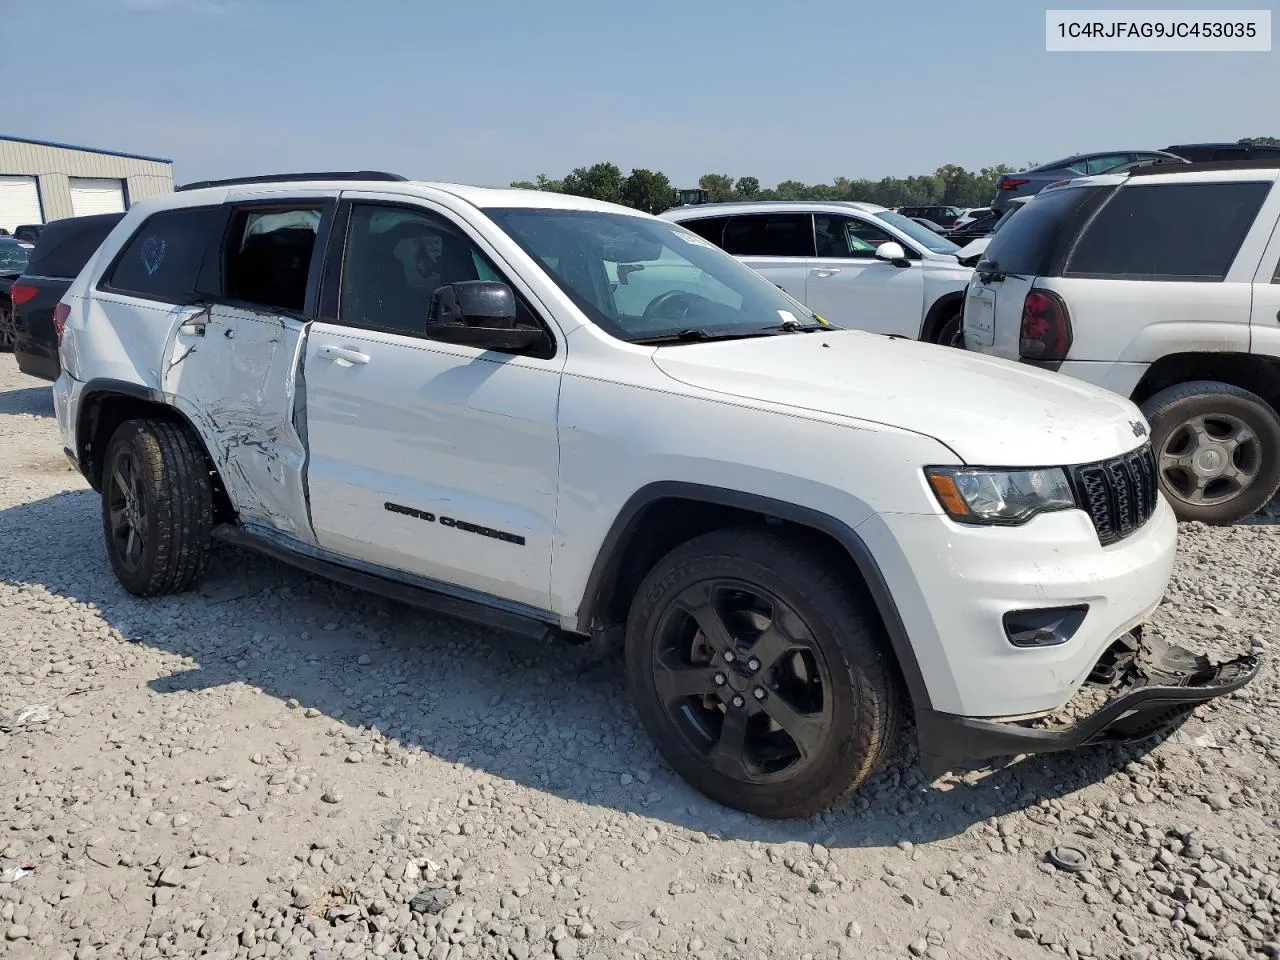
[160,196,336,542]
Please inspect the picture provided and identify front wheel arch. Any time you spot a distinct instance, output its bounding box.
[920,292,965,345]
[575,482,933,715]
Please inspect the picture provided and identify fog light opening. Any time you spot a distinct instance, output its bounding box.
[1003,605,1089,648]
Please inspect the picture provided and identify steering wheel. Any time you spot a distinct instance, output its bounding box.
[643,290,705,322]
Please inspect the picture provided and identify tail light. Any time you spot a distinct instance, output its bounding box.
[53,303,70,343]
[1020,289,1072,362]
[999,178,1030,191]
[9,281,38,306]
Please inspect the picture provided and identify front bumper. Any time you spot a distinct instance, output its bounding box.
[858,501,1177,717]
[916,631,1260,776]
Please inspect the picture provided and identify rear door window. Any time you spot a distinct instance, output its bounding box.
[103,207,221,302]
[1065,181,1272,281]
[677,216,729,247]
[223,207,323,313]
[980,186,1109,277]
[722,214,815,257]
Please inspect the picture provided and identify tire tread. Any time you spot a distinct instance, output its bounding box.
[102,419,214,596]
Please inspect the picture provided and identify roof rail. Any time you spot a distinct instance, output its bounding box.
[1128,158,1280,177]
[176,171,407,192]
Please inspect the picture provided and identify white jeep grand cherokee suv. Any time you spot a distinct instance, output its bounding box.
[661,201,974,345]
[964,161,1280,525]
[51,172,1255,818]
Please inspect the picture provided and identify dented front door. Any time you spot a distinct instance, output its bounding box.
[160,302,314,540]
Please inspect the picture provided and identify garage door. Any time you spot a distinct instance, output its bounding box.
[69,178,126,217]
[0,175,43,233]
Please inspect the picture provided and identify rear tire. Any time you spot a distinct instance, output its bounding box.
[1140,381,1280,524]
[625,528,901,819]
[101,419,214,596]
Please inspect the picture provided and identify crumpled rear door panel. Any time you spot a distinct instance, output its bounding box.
[161,305,315,541]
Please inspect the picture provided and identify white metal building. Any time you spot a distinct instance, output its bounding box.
[0,135,174,234]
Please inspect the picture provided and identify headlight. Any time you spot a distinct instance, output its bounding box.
[924,466,1075,524]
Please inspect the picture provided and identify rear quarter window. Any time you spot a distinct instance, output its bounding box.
[1064,181,1272,281]
[980,185,1109,277]
[102,207,222,302]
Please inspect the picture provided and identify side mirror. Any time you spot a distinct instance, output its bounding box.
[875,241,909,266]
[426,281,542,351]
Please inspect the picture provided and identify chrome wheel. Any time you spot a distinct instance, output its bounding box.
[1158,412,1261,507]
[651,579,834,785]
[106,450,148,573]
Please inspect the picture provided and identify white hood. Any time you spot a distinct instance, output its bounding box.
[651,331,1148,466]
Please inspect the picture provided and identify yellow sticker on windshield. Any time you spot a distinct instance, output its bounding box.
[814,314,830,326]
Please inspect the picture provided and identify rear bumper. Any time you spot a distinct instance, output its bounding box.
[15,342,60,382]
[916,632,1260,775]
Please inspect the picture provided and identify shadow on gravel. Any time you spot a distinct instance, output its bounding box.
[0,489,1172,851]
[0,384,55,417]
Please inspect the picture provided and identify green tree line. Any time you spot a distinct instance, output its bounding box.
[512,138,1280,215]
[511,162,1020,215]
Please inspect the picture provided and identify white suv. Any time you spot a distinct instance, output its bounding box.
[52,173,1256,818]
[661,201,973,345]
[964,162,1280,524]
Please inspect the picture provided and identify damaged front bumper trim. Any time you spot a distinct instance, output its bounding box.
[916,632,1260,777]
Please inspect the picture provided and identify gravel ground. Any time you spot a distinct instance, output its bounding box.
[1,355,1279,960]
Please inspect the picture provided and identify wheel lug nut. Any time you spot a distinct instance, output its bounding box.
[731,694,745,708]
[713,673,726,686]
[747,658,760,671]
[723,650,736,663]
[753,687,766,701]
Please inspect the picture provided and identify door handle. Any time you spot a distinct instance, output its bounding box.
[811,268,841,278]
[176,303,211,336]
[317,344,371,365]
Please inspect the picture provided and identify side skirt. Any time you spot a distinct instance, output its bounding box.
[213,523,569,643]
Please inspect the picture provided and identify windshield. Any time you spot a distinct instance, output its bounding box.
[0,240,31,275]
[485,208,828,342]
[873,211,960,254]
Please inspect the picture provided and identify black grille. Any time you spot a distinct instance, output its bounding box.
[1070,444,1158,545]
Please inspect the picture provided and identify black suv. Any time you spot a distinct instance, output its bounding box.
[11,213,123,381]
[896,205,964,228]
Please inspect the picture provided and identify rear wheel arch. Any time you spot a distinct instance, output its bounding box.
[576,482,932,713]
[1130,352,1280,411]
[76,380,234,522]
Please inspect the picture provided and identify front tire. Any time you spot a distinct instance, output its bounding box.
[101,419,214,596]
[0,303,15,352]
[625,529,901,819]
[936,310,964,349]
[1140,381,1280,524]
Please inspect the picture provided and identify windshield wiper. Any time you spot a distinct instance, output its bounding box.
[630,328,778,345]
[763,318,833,333]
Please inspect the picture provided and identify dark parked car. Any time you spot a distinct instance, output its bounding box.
[910,217,948,234]
[0,237,35,351]
[1164,142,1280,163]
[10,212,123,381]
[945,208,1003,246]
[13,224,43,244]
[991,150,1179,211]
[896,205,964,227]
